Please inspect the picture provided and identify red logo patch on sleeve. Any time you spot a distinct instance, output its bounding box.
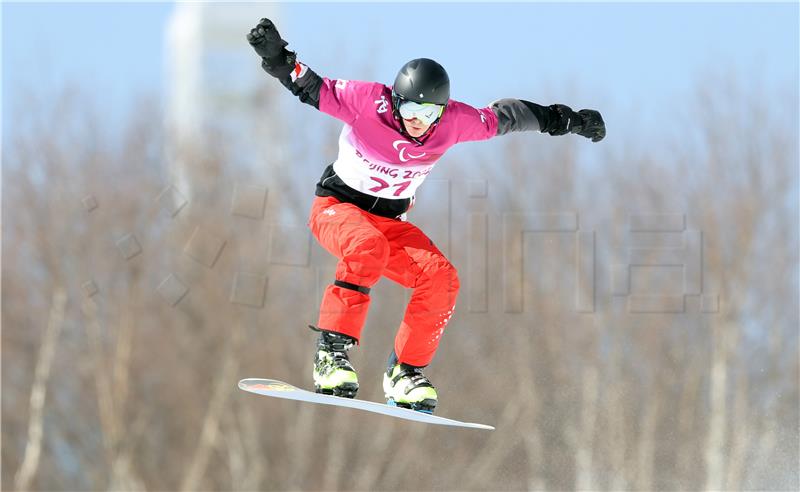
[290,62,308,82]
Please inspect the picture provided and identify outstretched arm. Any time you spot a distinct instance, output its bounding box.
[246,18,324,109]
[490,98,606,142]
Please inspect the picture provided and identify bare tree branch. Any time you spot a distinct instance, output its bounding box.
[180,319,243,492]
[14,287,67,491]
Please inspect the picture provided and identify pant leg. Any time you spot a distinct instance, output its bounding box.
[375,218,460,367]
[308,196,389,341]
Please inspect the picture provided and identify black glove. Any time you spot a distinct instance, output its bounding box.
[247,18,289,60]
[547,104,606,142]
[575,109,606,142]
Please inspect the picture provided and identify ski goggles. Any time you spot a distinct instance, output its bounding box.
[398,100,445,125]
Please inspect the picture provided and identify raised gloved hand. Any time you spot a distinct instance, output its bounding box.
[547,104,606,142]
[574,109,606,142]
[247,18,289,60]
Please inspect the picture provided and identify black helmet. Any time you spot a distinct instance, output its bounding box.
[391,58,450,116]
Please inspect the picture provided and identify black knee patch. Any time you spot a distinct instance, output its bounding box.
[334,279,371,295]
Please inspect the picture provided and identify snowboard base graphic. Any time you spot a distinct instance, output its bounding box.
[238,378,494,430]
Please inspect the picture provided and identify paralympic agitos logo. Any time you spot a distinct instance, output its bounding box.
[392,140,427,162]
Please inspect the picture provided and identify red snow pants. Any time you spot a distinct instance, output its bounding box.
[308,195,459,367]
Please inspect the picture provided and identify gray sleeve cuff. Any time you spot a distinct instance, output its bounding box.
[489,98,542,135]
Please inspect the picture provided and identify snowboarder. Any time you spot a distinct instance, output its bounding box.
[247,18,605,414]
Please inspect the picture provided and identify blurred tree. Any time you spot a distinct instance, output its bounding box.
[2,73,797,491]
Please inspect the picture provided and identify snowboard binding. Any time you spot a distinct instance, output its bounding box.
[315,382,359,399]
[386,397,437,414]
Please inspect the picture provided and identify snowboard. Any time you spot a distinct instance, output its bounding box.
[238,378,494,430]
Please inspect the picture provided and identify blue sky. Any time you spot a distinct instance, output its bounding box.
[3,2,798,139]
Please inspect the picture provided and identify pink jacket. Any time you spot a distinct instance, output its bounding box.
[317,78,499,199]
